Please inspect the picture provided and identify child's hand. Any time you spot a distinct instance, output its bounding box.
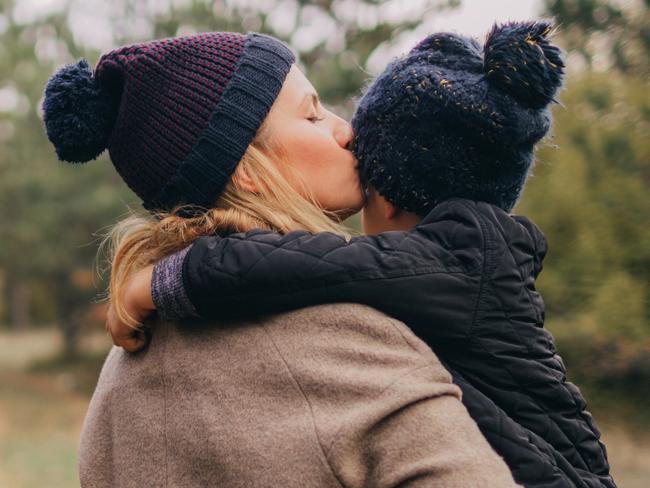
[106,265,155,353]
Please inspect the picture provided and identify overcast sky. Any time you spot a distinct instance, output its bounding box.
[423,0,544,37]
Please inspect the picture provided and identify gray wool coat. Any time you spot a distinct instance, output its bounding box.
[79,303,518,487]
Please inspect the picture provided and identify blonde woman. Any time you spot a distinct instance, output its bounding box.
[42,32,516,487]
[105,23,616,488]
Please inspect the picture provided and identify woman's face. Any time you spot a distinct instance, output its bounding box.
[264,65,365,218]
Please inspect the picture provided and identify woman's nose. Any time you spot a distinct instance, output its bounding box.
[334,120,354,150]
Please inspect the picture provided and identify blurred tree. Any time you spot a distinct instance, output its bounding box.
[0,2,139,352]
[516,70,650,390]
[516,0,650,393]
[543,0,649,76]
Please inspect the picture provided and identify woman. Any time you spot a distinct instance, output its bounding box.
[105,22,615,488]
[42,31,517,487]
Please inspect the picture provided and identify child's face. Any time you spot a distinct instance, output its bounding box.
[264,65,365,219]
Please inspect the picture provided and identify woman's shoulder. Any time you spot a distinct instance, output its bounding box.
[268,303,430,345]
[261,303,455,390]
[259,304,503,486]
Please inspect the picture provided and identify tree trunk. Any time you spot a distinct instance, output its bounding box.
[9,279,30,330]
[62,307,83,358]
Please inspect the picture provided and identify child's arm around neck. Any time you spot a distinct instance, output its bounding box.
[153,198,486,337]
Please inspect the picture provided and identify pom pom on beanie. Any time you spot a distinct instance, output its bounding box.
[352,20,565,215]
[484,21,564,109]
[41,32,295,213]
[42,58,118,163]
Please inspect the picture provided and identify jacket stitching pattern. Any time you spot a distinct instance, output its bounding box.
[461,204,603,485]
[483,215,607,476]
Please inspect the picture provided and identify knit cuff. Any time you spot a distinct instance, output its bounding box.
[151,245,200,320]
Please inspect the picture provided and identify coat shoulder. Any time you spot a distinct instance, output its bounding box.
[265,303,450,378]
[261,303,459,444]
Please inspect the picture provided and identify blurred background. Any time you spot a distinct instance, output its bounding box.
[0,0,648,486]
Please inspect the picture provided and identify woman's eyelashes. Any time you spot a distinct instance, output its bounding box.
[307,101,325,123]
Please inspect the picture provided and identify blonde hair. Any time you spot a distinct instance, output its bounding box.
[102,124,352,328]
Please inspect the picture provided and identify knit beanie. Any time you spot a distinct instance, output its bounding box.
[42,31,295,213]
[352,20,565,215]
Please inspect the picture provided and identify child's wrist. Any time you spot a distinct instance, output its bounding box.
[151,245,200,320]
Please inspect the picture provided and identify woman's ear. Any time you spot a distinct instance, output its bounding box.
[232,166,259,193]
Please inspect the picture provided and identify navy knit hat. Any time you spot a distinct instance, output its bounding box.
[42,32,295,213]
[352,21,565,215]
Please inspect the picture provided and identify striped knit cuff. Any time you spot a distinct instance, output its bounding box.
[151,245,200,320]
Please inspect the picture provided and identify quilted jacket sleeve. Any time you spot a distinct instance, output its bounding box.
[154,199,487,343]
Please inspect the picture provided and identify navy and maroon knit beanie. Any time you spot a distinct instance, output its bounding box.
[42,32,295,213]
[352,20,565,215]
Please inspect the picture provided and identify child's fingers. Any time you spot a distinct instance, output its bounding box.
[106,303,148,353]
[114,328,146,353]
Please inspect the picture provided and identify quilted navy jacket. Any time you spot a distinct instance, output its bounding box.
[158,198,615,488]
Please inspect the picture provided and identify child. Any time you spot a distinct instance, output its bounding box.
[113,21,615,488]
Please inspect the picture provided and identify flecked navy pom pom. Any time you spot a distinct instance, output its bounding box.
[484,21,564,109]
[42,58,118,163]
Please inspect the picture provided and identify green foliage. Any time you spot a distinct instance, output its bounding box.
[544,0,649,77]
[516,71,650,389]
[0,3,139,340]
